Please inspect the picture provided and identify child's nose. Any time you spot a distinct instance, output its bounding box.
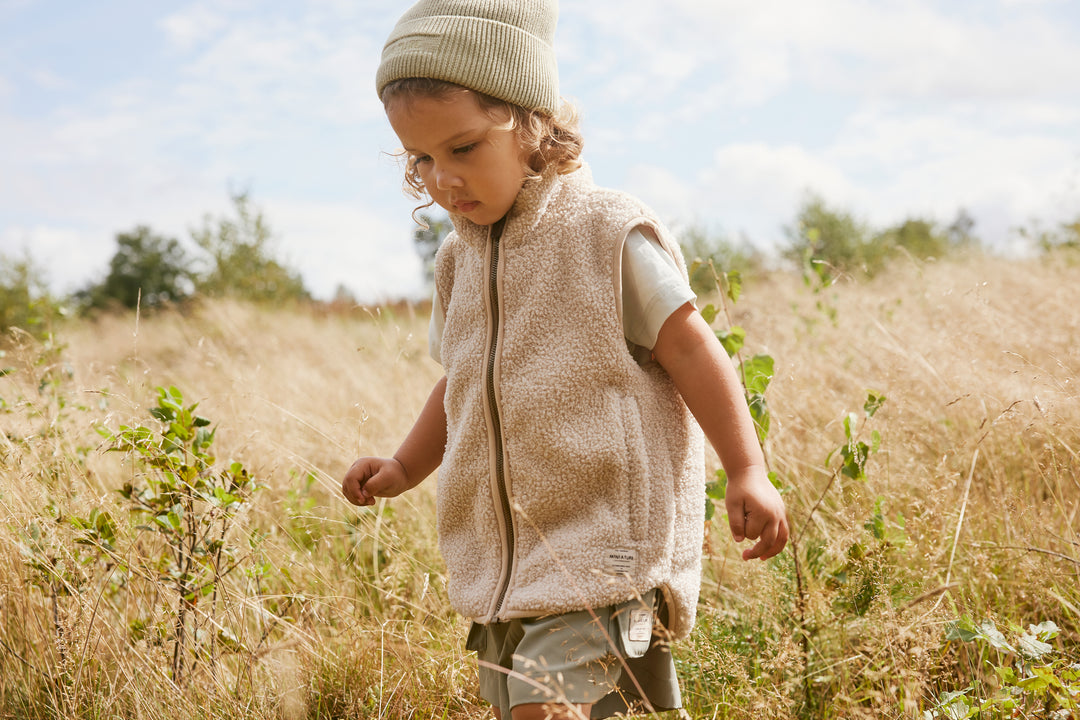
[435,166,463,190]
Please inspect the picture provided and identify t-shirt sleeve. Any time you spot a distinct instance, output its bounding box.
[621,227,697,350]
[428,288,445,365]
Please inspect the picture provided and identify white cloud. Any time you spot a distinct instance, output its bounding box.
[160,4,229,50]
[270,199,425,302]
[1,224,110,295]
[567,0,1080,117]
[2,0,1079,304]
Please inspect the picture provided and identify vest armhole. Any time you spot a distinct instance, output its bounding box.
[614,218,668,365]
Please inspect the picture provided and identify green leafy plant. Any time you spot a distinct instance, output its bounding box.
[94,386,260,684]
[926,618,1079,719]
[0,251,65,341]
[77,225,193,310]
[692,258,782,522]
[192,192,309,303]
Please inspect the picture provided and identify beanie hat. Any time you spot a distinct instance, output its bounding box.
[376,0,560,115]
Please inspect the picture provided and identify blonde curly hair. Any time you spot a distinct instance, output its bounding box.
[381,78,584,215]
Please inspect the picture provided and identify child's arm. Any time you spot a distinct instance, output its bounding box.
[652,303,789,561]
[342,376,448,506]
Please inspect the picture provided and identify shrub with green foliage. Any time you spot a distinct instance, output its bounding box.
[873,218,950,261]
[786,196,977,283]
[679,224,762,296]
[192,192,309,303]
[1019,213,1080,253]
[0,252,63,340]
[785,194,874,281]
[78,226,193,311]
[413,211,452,289]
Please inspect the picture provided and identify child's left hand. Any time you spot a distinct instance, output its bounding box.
[724,466,789,561]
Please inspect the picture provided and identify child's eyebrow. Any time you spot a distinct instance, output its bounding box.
[402,126,489,154]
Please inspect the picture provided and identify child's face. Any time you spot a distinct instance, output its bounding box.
[387,91,528,226]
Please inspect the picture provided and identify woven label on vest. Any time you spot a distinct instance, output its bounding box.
[602,548,637,576]
[628,608,654,643]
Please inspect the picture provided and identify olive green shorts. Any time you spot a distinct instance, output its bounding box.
[465,589,682,718]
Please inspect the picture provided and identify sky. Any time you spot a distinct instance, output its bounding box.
[2,0,1079,302]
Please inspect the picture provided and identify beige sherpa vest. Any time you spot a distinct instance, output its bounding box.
[433,165,706,639]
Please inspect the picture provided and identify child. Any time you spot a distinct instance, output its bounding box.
[342,1,789,718]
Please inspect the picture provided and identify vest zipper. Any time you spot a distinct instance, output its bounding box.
[485,219,515,622]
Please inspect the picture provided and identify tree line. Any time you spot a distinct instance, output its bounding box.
[2,192,1079,341]
[1,193,309,341]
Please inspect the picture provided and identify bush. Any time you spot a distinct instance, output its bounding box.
[784,195,876,282]
[192,192,309,303]
[678,225,763,296]
[0,252,63,341]
[78,226,194,311]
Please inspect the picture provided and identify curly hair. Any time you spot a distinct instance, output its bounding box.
[381,78,584,214]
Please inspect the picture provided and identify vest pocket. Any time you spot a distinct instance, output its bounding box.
[619,393,650,542]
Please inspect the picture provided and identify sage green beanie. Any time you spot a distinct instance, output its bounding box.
[376,0,560,115]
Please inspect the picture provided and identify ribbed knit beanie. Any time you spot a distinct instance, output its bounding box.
[376,0,560,115]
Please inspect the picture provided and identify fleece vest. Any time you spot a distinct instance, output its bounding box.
[433,165,706,639]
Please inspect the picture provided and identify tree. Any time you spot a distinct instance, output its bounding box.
[0,252,60,339]
[678,225,762,296]
[872,218,949,261]
[1024,214,1080,253]
[784,195,874,281]
[82,226,193,310]
[192,192,309,303]
[946,208,979,249]
[413,211,452,289]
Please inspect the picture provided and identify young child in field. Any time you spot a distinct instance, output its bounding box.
[342,1,789,717]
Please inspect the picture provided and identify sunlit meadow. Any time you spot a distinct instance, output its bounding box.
[1,252,1077,719]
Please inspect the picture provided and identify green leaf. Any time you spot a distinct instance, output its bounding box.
[945,617,979,643]
[740,354,774,395]
[721,269,742,303]
[843,412,857,441]
[974,620,1016,654]
[194,426,215,450]
[716,326,746,358]
[706,471,727,500]
[704,475,725,522]
[864,391,886,418]
[748,394,770,444]
[1029,620,1060,641]
[993,664,1017,686]
[841,440,869,480]
[865,497,886,540]
[1016,667,1054,693]
[1018,631,1053,660]
[700,304,719,324]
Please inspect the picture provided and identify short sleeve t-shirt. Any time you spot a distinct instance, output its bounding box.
[429,227,695,364]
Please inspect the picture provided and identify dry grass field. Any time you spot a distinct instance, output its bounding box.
[1,252,1077,719]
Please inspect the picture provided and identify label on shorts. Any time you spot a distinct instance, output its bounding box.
[602,548,637,575]
[628,608,653,643]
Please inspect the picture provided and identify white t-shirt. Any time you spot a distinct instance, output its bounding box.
[429,227,695,364]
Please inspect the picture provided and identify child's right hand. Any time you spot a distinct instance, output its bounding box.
[342,457,411,506]
[724,466,789,561]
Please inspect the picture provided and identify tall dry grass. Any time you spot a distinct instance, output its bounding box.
[0,252,1077,719]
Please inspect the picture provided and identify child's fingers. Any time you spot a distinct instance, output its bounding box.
[342,458,380,506]
[743,517,790,561]
[742,520,779,561]
[727,503,747,543]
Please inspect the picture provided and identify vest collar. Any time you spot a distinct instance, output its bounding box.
[449,163,594,249]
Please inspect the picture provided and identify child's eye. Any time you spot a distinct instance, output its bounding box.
[413,154,432,165]
[453,143,476,155]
